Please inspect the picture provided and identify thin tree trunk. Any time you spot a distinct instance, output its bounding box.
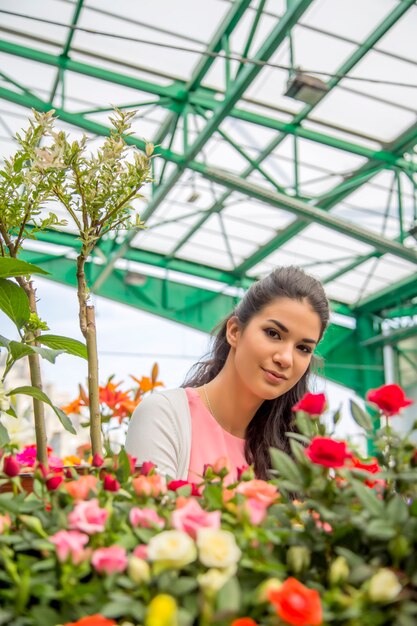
[86,305,101,456]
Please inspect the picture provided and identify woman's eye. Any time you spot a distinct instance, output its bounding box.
[298,345,312,354]
[265,328,280,339]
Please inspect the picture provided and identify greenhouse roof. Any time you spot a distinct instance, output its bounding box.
[0,0,417,348]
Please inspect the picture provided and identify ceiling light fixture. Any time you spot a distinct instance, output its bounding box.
[285,70,329,106]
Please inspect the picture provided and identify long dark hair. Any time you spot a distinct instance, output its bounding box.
[183,266,329,479]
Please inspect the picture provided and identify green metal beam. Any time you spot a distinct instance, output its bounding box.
[361,324,417,348]
[354,272,417,315]
[141,0,315,223]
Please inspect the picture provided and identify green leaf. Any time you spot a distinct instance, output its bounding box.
[7,385,76,434]
[38,334,87,359]
[270,447,303,485]
[365,519,396,540]
[9,340,35,361]
[0,257,49,279]
[0,420,10,446]
[289,439,309,466]
[203,484,223,509]
[30,345,65,364]
[4,406,17,418]
[116,447,133,483]
[216,577,241,613]
[0,335,10,348]
[350,400,373,431]
[386,495,409,525]
[350,479,384,517]
[171,577,198,596]
[0,277,30,329]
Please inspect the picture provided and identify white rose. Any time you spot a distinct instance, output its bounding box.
[197,528,241,569]
[368,568,402,603]
[128,556,151,584]
[197,566,236,595]
[0,382,10,413]
[148,530,197,569]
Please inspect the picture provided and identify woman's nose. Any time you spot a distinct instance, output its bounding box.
[272,344,293,368]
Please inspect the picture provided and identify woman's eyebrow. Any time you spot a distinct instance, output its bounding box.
[267,318,317,345]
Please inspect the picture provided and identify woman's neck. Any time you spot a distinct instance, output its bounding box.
[199,362,263,438]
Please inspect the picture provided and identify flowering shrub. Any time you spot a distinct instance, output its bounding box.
[0,384,416,625]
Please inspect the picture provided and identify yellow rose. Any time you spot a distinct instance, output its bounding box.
[368,569,402,603]
[197,528,241,568]
[148,530,197,570]
[128,556,151,584]
[146,594,177,626]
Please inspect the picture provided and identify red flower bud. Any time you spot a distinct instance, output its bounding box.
[127,453,137,474]
[140,461,156,476]
[46,475,64,491]
[167,479,201,497]
[3,455,20,477]
[103,474,120,492]
[92,453,104,467]
[292,392,327,416]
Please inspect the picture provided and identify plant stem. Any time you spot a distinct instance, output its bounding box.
[86,305,101,456]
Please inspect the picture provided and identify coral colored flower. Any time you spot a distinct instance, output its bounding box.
[167,479,201,496]
[141,461,156,475]
[131,374,164,394]
[268,577,322,626]
[103,474,120,492]
[349,455,384,488]
[292,392,327,415]
[367,383,413,417]
[305,437,351,468]
[61,395,86,416]
[244,498,268,525]
[91,545,128,575]
[65,475,98,500]
[0,513,11,533]
[231,619,258,626]
[213,456,231,474]
[3,455,20,477]
[133,474,167,497]
[236,479,278,506]
[64,614,116,626]
[129,507,165,529]
[68,498,109,534]
[46,474,64,491]
[49,529,89,565]
[171,498,221,539]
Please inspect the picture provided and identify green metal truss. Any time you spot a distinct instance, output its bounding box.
[1,0,416,398]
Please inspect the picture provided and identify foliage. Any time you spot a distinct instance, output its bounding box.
[0,385,416,625]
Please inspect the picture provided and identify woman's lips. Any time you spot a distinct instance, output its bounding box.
[261,368,287,383]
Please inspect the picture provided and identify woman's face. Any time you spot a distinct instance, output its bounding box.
[226,297,322,402]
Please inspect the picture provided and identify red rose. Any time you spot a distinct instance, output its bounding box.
[367,384,413,417]
[268,577,322,626]
[46,474,64,491]
[3,455,20,477]
[306,437,351,468]
[292,393,327,415]
[140,461,156,475]
[64,615,116,626]
[167,479,201,497]
[103,474,120,492]
[231,619,258,626]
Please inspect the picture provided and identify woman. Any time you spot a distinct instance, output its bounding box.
[125,266,329,481]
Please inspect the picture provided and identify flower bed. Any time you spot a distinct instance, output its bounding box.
[0,384,416,626]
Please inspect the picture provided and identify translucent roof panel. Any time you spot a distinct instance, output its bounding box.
[0,0,417,318]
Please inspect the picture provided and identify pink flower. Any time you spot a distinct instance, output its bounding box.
[49,530,90,565]
[245,498,268,525]
[236,479,278,506]
[133,544,149,560]
[129,507,165,529]
[213,456,231,475]
[91,545,128,575]
[16,445,63,471]
[0,513,11,533]
[68,498,109,534]
[132,474,167,497]
[171,498,221,539]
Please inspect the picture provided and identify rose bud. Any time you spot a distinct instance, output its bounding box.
[92,453,104,467]
[286,546,311,574]
[140,461,156,476]
[103,474,120,492]
[329,556,349,586]
[46,475,64,491]
[3,455,20,477]
[368,568,402,603]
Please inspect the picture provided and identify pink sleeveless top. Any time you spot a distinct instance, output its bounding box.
[185,387,246,484]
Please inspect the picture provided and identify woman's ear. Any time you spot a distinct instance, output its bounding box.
[226,315,240,347]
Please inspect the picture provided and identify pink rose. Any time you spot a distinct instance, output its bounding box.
[132,474,167,497]
[245,498,268,525]
[133,544,149,560]
[129,507,165,529]
[68,498,109,534]
[91,545,128,575]
[49,530,90,565]
[171,498,221,539]
[236,479,278,506]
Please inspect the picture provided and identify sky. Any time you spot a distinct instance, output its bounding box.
[1,275,370,454]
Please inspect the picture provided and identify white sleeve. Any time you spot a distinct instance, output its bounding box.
[124,392,180,479]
